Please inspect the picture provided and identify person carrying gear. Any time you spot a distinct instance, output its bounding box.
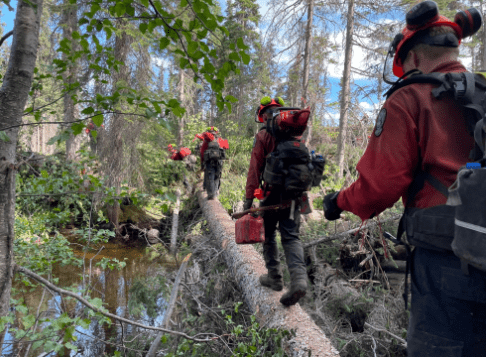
[244,96,309,307]
[323,2,486,356]
[194,127,229,199]
[167,144,191,161]
[194,127,226,169]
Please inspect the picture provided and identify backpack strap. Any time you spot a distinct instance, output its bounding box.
[385,72,445,99]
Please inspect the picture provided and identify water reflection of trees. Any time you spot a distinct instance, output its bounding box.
[8,244,169,357]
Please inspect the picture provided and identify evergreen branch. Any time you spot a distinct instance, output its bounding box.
[14,264,219,343]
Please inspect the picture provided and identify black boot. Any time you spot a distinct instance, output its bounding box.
[280,274,307,306]
[259,271,283,291]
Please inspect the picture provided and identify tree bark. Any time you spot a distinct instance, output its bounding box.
[177,69,185,146]
[302,0,314,146]
[336,0,355,179]
[0,0,44,325]
[196,187,340,357]
[170,189,181,255]
[62,0,80,161]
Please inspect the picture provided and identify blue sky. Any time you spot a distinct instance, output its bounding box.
[1,0,16,41]
[1,0,473,124]
[0,0,389,120]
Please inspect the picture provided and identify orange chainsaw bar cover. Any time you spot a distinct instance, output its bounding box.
[235,214,265,244]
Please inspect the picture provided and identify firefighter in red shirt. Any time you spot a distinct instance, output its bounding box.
[244,96,308,307]
[323,2,486,355]
[194,127,225,170]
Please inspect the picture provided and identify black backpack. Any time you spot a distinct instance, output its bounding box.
[204,140,225,163]
[262,107,325,197]
[391,71,486,274]
[263,139,313,196]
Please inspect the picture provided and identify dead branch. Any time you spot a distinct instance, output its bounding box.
[14,264,218,342]
[303,215,400,248]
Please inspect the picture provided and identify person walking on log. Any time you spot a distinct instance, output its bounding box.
[243,96,309,306]
[323,2,486,356]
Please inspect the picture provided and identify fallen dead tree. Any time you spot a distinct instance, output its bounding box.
[196,187,340,357]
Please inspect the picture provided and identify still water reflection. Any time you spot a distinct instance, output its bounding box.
[3,241,170,357]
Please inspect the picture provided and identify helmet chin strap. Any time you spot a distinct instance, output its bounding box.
[383,68,423,97]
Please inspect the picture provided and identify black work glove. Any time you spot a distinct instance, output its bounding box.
[323,192,343,221]
[243,198,253,211]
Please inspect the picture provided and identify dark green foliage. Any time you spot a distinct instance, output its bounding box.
[128,275,167,318]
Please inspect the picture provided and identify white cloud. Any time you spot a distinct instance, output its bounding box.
[152,57,171,68]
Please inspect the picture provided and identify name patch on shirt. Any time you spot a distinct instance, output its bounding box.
[374,108,387,137]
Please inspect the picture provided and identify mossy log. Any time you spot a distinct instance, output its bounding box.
[196,186,340,357]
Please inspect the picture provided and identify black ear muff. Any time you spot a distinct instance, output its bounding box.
[406,1,439,30]
[389,33,404,56]
[454,8,483,38]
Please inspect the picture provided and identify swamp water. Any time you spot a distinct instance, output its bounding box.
[2,240,176,357]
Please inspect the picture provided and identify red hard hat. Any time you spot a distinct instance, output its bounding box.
[256,97,284,123]
[393,14,462,77]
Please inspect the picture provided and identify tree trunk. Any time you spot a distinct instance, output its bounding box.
[0,0,44,326]
[177,69,185,146]
[170,189,181,255]
[62,0,80,161]
[196,187,340,357]
[302,0,314,146]
[336,0,355,179]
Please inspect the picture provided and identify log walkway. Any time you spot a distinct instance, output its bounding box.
[196,187,340,357]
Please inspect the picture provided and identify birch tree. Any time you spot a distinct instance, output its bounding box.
[0,0,44,326]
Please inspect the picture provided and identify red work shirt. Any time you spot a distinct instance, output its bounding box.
[197,132,216,162]
[245,128,276,199]
[337,61,474,220]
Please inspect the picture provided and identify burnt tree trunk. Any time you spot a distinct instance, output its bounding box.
[196,187,340,357]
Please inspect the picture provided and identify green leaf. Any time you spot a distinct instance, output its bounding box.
[225,95,238,103]
[22,314,35,328]
[139,23,148,34]
[114,2,126,16]
[92,114,103,127]
[90,130,98,139]
[188,41,198,55]
[159,37,170,50]
[81,106,94,115]
[90,297,103,309]
[168,99,179,108]
[236,37,248,50]
[64,342,77,353]
[179,0,187,7]
[229,52,240,62]
[240,51,251,65]
[0,131,10,143]
[71,123,84,135]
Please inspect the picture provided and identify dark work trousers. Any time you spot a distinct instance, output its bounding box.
[407,247,486,357]
[261,193,306,281]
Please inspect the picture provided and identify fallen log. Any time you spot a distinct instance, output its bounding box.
[196,187,340,357]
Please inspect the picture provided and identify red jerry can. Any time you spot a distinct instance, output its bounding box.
[235,214,265,244]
